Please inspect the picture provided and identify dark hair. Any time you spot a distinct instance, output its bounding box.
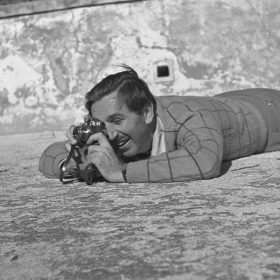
[85,65,156,115]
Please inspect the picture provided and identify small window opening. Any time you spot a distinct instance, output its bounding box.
[157,65,170,77]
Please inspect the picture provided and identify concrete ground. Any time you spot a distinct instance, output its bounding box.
[1,131,280,280]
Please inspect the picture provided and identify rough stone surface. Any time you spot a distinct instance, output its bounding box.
[1,132,280,279]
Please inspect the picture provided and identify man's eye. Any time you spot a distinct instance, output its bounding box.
[113,119,123,125]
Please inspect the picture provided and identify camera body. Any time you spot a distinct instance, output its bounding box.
[60,116,105,185]
[72,116,105,146]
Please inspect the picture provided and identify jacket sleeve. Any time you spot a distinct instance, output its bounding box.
[126,110,224,183]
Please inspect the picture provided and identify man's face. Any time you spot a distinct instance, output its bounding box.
[90,91,154,158]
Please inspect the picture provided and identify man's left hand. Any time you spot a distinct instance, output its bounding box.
[86,132,126,183]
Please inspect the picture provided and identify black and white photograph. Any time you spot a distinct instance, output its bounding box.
[1,0,280,279]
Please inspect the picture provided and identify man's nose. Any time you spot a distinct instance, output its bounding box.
[105,124,118,141]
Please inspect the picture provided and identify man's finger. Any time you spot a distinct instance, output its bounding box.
[87,145,103,164]
[65,142,71,152]
[65,125,77,145]
[87,144,109,157]
[86,132,111,147]
[69,125,76,135]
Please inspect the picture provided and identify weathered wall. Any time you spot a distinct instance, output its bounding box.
[1,0,280,134]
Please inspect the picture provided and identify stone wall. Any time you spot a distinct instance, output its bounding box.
[1,0,280,134]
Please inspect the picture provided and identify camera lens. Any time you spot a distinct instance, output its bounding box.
[73,125,90,144]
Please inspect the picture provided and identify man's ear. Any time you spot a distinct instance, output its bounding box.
[143,103,154,124]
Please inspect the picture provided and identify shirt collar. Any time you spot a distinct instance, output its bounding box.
[151,116,166,156]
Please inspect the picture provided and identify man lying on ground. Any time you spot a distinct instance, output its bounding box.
[39,65,280,183]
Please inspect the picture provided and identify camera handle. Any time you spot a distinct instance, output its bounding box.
[59,144,102,185]
[59,144,76,183]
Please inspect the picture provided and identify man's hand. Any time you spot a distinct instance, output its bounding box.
[65,125,76,145]
[86,132,126,183]
[65,125,77,152]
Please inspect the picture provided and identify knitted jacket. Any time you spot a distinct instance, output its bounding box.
[126,92,270,183]
[39,89,280,183]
